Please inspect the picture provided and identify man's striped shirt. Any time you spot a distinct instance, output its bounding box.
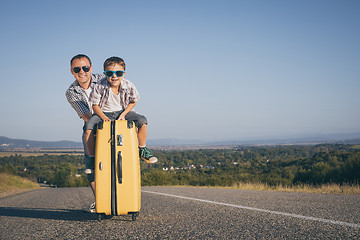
[65,74,105,118]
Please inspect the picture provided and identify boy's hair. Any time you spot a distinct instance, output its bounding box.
[70,54,92,66]
[104,56,126,71]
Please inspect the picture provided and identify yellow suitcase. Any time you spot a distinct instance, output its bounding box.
[95,120,141,221]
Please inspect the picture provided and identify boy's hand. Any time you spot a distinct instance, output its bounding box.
[102,116,111,121]
[118,113,126,120]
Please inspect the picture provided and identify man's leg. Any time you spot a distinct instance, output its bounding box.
[84,114,102,156]
[90,181,95,195]
[83,153,95,193]
[83,114,102,174]
[84,167,96,213]
[84,129,95,156]
[82,129,96,213]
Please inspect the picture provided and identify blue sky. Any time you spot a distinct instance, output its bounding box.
[0,0,359,142]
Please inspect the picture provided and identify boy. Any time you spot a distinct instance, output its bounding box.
[84,56,157,171]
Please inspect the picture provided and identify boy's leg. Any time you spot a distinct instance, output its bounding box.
[125,111,157,163]
[138,123,148,147]
[124,111,148,145]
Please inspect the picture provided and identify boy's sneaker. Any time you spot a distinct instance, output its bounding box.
[83,202,96,213]
[139,147,158,163]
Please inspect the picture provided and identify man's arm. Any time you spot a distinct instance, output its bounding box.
[66,88,90,119]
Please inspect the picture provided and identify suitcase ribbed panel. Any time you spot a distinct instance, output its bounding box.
[95,121,112,215]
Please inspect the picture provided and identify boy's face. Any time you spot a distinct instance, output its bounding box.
[104,64,125,88]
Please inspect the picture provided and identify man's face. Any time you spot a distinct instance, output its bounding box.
[70,57,93,87]
[104,64,126,88]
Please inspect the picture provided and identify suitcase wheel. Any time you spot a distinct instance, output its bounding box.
[131,212,139,221]
[98,213,105,222]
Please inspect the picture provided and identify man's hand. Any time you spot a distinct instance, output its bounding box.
[102,116,111,121]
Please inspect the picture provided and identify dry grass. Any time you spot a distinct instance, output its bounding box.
[229,182,360,195]
[165,182,360,195]
[0,173,41,195]
[0,150,83,157]
[0,152,52,157]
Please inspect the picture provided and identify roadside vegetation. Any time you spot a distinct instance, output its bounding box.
[0,144,359,194]
[0,173,40,194]
[216,182,360,195]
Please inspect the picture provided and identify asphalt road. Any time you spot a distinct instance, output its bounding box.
[0,186,359,239]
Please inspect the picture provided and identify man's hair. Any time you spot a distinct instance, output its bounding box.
[70,54,92,67]
[103,56,126,71]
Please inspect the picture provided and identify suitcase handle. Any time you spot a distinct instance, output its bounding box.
[117,134,123,146]
[118,151,122,183]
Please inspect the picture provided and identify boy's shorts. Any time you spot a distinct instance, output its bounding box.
[84,110,148,131]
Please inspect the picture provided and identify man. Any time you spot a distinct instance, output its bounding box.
[65,54,104,213]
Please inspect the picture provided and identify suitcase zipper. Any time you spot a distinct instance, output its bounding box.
[110,121,117,215]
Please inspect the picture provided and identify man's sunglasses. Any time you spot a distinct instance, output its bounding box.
[73,66,91,73]
[104,70,125,77]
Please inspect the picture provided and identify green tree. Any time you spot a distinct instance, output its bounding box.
[52,163,73,187]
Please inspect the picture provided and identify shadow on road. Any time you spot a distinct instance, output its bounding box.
[0,207,97,221]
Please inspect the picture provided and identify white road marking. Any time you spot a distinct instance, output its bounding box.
[142,190,360,228]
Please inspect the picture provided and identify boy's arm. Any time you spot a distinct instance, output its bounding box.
[118,102,136,120]
[93,105,111,121]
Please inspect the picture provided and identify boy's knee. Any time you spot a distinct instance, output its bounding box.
[84,115,102,131]
[138,116,148,128]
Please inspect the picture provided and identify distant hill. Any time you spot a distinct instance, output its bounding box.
[1,132,360,150]
[0,136,82,149]
[147,132,360,146]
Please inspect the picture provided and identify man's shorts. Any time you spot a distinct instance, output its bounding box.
[84,154,95,182]
[81,130,95,183]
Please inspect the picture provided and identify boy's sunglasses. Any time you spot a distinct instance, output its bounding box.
[104,70,125,77]
[73,66,91,73]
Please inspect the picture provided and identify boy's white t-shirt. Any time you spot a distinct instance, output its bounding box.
[102,89,123,113]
